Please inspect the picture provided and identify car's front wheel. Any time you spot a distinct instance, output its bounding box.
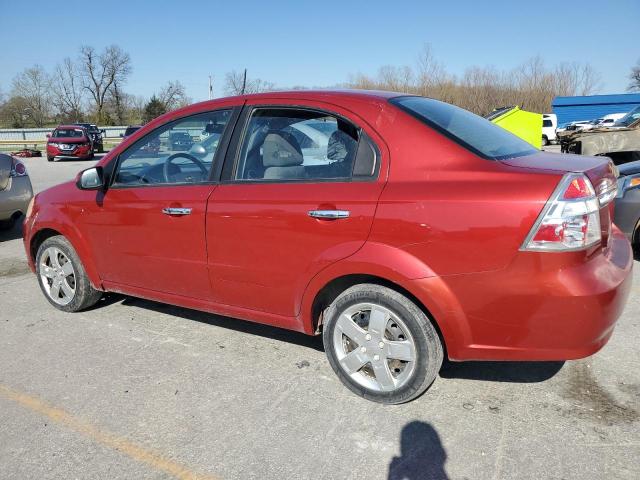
[0,217,16,231]
[323,284,443,404]
[36,235,102,312]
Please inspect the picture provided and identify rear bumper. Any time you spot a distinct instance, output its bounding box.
[423,226,633,361]
[0,176,33,221]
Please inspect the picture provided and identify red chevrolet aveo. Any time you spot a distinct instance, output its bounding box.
[23,91,633,403]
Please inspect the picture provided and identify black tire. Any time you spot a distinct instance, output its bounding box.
[47,156,54,162]
[35,235,102,312]
[98,143,104,153]
[0,217,16,230]
[323,284,443,404]
[542,135,549,146]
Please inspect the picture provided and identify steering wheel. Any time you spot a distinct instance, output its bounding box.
[163,153,208,183]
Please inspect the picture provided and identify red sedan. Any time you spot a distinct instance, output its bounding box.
[46,125,94,162]
[23,91,633,403]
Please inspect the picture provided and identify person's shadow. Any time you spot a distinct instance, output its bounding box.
[388,421,449,480]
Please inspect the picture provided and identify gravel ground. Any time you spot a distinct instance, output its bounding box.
[0,154,638,480]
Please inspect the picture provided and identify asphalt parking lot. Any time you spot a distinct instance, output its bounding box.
[0,152,638,480]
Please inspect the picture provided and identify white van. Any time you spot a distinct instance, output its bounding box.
[542,114,557,145]
[597,113,626,128]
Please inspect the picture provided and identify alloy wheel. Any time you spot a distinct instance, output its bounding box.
[332,302,417,392]
[39,246,76,306]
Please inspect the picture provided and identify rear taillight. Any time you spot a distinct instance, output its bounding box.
[521,173,602,252]
[9,159,27,177]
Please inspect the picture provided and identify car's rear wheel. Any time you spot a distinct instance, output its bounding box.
[542,135,549,146]
[323,284,443,404]
[36,235,102,312]
[47,156,54,162]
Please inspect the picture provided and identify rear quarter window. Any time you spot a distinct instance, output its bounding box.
[389,96,537,160]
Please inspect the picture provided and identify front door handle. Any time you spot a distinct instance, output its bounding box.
[308,210,350,220]
[162,207,192,216]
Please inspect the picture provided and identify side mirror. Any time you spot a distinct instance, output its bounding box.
[119,133,124,138]
[76,166,105,190]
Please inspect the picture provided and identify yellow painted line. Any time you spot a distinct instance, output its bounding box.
[0,384,218,480]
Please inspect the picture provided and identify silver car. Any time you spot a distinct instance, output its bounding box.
[0,153,34,230]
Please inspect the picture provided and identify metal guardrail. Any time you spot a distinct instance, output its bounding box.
[0,126,128,141]
[0,138,123,152]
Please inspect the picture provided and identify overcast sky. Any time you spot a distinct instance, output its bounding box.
[1,0,638,101]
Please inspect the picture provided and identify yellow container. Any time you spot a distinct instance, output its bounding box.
[487,106,543,149]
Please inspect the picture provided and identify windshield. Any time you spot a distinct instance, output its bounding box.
[613,106,640,127]
[53,128,85,138]
[390,96,536,160]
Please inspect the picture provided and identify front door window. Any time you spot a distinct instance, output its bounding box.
[113,110,231,187]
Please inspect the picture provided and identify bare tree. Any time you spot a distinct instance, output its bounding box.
[79,45,132,123]
[10,65,52,127]
[158,81,191,110]
[0,96,31,128]
[224,70,275,95]
[106,79,127,125]
[52,57,85,122]
[628,59,640,92]
[345,47,602,115]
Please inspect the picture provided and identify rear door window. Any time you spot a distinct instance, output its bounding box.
[233,108,377,182]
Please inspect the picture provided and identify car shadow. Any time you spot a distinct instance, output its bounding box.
[51,156,103,163]
[439,358,565,383]
[114,295,324,352]
[388,421,449,480]
[0,215,24,242]
[100,294,567,375]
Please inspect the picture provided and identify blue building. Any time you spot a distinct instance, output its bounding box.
[552,93,640,127]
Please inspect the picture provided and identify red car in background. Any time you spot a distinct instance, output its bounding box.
[46,125,94,162]
[23,90,633,403]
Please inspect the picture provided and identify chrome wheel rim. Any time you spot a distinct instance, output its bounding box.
[39,247,76,306]
[333,302,417,392]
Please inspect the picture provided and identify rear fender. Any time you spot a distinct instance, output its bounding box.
[298,242,471,358]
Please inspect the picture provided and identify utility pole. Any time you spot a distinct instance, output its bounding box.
[241,69,247,95]
[208,75,213,100]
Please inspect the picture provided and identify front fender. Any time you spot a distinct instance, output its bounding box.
[298,242,471,358]
[25,205,103,291]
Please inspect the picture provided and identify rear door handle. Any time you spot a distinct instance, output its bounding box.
[308,210,350,220]
[162,207,192,216]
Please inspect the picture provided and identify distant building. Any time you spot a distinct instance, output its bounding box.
[552,93,640,127]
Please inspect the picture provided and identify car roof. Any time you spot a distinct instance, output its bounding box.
[189,89,406,110]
